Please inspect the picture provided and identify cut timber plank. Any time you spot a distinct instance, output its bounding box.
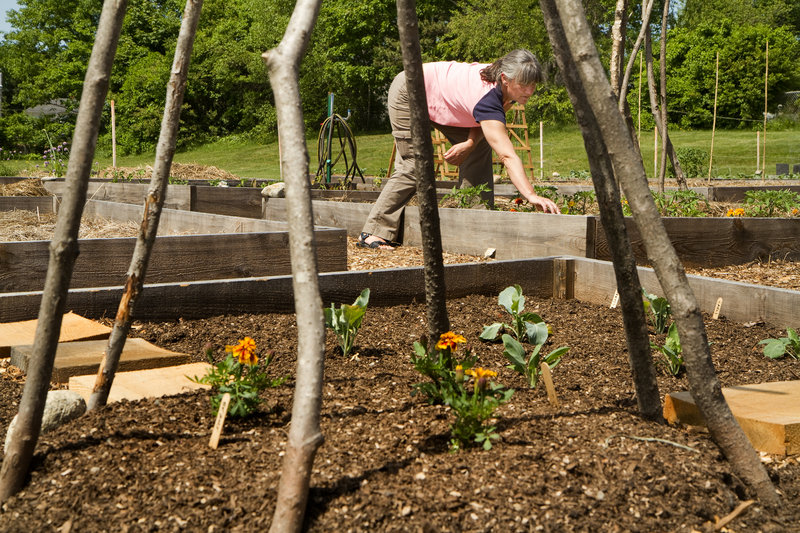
[10,338,190,383]
[664,381,800,455]
[69,362,211,403]
[0,312,111,357]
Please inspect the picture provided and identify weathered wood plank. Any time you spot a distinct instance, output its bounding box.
[0,312,111,357]
[0,259,555,321]
[664,381,800,455]
[710,185,800,203]
[0,230,346,293]
[594,217,800,267]
[69,362,211,403]
[0,196,57,213]
[11,338,190,383]
[264,198,590,259]
[44,181,193,210]
[192,186,264,218]
[572,257,800,329]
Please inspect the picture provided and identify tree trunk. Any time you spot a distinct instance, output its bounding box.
[262,0,325,530]
[609,0,628,96]
[541,0,661,421]
[0,0,128,504]
[88,0,203,411]
[396,0,449,339]
[546,0,780,506]
[644,23,686,192]
[619,0,654,110]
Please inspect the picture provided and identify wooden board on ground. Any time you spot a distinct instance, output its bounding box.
[0,196,56,214]
[664,381,800,455]
[10,338,190,383]
[0,312,111,357]
[69,362,211,403]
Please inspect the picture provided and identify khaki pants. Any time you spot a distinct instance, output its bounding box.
[362,71,494,243]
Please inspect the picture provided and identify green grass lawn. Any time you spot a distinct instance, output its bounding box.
[15,125,800,181]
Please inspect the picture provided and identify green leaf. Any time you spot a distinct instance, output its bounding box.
[498,285,522,315]
[544,346,569,368]
[524,320,549,345]
[480,323,503,341]
[501,334,527,372]
[353,287,370,308]
[762,339,789,359]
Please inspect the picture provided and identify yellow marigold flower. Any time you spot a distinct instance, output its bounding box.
[465,367,497,391]
[792,207,799,216]
[227,337,258,365]
[726,207,745,217]
[465,367,497,379]
[436,332,466,351]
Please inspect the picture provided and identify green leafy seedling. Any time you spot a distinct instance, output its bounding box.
[481,285,548,344]
[323,288,370,359]
[759,327,800,360]
[642,288,671,334]
[651,322,684,376]
[501,333,568,389]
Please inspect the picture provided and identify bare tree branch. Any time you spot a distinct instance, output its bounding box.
[547,0,779,506]
[88,0,203,411]
[262,0,325,530]
[0,0,128,503]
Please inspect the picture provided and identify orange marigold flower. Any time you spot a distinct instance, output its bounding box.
[436,332,467,351]
[792,207,799,216]
[509,208,517,212]
[465,367,497,391]
[227,337,258,365]
[514,197,524,205]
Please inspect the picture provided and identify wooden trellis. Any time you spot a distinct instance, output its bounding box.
[384,105,536,182]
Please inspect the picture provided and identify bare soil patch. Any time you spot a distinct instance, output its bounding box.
[1,294,799,531]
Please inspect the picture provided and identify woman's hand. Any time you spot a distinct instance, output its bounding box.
[443,139,474,166]
[526,194,560,214]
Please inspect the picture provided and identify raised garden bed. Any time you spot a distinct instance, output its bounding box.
[0,199,346,294]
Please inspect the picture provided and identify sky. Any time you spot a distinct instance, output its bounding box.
[0,0,19,36]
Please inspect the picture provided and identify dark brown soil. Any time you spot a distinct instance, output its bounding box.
[2,294,799,532]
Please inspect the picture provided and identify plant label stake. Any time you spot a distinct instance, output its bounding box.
[209,393,231,450]
[540,362,560,409]
[610,291,619,309]
[712,297,723,320]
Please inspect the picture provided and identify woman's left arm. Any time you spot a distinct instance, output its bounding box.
[480,120,559,213]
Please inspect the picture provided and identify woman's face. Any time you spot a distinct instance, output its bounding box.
[502,75,537,105]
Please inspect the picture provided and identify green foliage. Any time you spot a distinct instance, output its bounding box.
[323,288,370,358]
[480,285,548,344]
[652,21,800,129]
[642,289,671,334]
[743,190,800,217]
[501,333,568,389]
[670,148,709,179]
[651,190,709,217]
[651,323,684,376]
[560,190,595,215]
[190,338,287,417]
[759,328,800,360]
[441,183,490,209]
[410,334,475,405]
[447,371,513,451]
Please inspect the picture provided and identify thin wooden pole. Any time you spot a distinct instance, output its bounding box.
[539,121,544,180]
[707,51,719,183]
[762,39,769,182]
[653,126,658,178]
[111,100,117,169]
[637,51,642,144]
[756,131,760,172]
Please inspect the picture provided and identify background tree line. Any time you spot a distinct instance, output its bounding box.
[0,0,798,156]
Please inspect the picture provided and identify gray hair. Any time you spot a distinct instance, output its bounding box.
[480,49,546,86]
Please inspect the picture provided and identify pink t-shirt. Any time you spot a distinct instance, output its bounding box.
[423,62,504,128]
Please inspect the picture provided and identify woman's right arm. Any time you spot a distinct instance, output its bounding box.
[480,120,559,213]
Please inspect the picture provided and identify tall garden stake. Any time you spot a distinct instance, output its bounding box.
[542,0,780,506]
[0,0,128,503]
[396,0,450,339]
[88,0,203,411]
[540,0,661,420]
[261,0,325,530]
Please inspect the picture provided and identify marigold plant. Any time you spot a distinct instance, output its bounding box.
[191,337,287,417]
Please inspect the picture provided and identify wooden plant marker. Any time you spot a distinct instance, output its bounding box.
[610,291,619,309]
[712,297,723,320]
[209,393,231,449]
[540,362,560,409]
